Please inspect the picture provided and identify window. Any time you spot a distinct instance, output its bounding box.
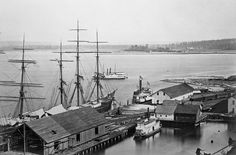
[76,133,80,141]
[54,141,59,150]
[95,127,99,135]
[157,92,159,95]
[163,92,165,96]
[233,100,235,105]
[165,115,167,117]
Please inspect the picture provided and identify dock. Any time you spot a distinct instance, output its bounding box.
[48,122,136,155]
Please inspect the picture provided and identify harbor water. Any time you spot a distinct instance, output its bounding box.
[0,48,236,154]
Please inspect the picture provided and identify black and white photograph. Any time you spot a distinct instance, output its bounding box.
[0,0,236,154]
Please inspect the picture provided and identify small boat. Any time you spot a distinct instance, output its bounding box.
[103,67,127,80]
[94,67,128,80]
[103,72,128,80]
[133,117,161,141]
[132,76,153,105]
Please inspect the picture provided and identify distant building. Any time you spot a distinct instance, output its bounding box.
[10,107,108,155]
[152,83,197,104]
[185,98,229,113]
[189,91,231,102]
[228,95,236,114]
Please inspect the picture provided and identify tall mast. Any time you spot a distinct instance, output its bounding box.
[0,35,44,118]
[89,31,107,103]
[96,32,99,103]
[76,21,80,107]
[59,42,63,106]
[68,20,87,106]
[19,35,26,118]
[51,42,73,107]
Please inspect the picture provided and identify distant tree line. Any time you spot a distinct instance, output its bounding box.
[167,38,236,50]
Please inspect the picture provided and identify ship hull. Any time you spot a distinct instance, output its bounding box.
[133,128,161,141]
[95,99,113,113]
[91,90,116,113]
[102,77,127,80]
[133,99,153,105]
[133,119,161,141]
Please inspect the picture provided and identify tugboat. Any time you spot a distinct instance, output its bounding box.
[133,113,161,141]
[132,76,153,105]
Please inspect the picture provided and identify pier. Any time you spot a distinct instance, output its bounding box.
[62,123,136,155]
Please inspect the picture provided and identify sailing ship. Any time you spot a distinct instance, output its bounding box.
[83,31,116,113]
[64,21,116,113]
[0,36,44,135]
[133,115,161,141]
[132,76,153,105]
[45,42,73,115]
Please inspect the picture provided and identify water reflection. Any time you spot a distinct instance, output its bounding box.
[93,122,235,155]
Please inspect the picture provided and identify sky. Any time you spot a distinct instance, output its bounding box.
[0,0,236,44]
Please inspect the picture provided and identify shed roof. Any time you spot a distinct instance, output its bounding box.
[162,100,180,106]
[155,104,177,115]
[26,116,70,143]
[52,107,107,135]
[26,107,107,143]
[174,104,199,115]
[159,83,194,98]
[202,98,227,110]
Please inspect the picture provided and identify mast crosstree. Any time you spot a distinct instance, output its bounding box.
[67,21,88,106]
[0,35,44,118]
[88,31,108,103]
[50,42,73,108]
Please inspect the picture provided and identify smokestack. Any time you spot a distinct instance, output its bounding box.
[139,78,142,91]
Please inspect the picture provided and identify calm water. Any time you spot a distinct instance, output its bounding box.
[94,122,236,155]
[0,49,236,154]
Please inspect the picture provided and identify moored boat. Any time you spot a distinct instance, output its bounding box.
[93,67,128,80]
[132,76,153,105]
[84,31,116,113]
[133,117,161,141]
[0,36,45,135]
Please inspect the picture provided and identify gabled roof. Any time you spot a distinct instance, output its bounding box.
[155,100,179,115]
[156,104,177,115]
[52,107,107,135]
[174,104,200,115]
[26,116,70,144]
[159,83,194,98]
[162,100,180,106]
[26,107,107,144]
